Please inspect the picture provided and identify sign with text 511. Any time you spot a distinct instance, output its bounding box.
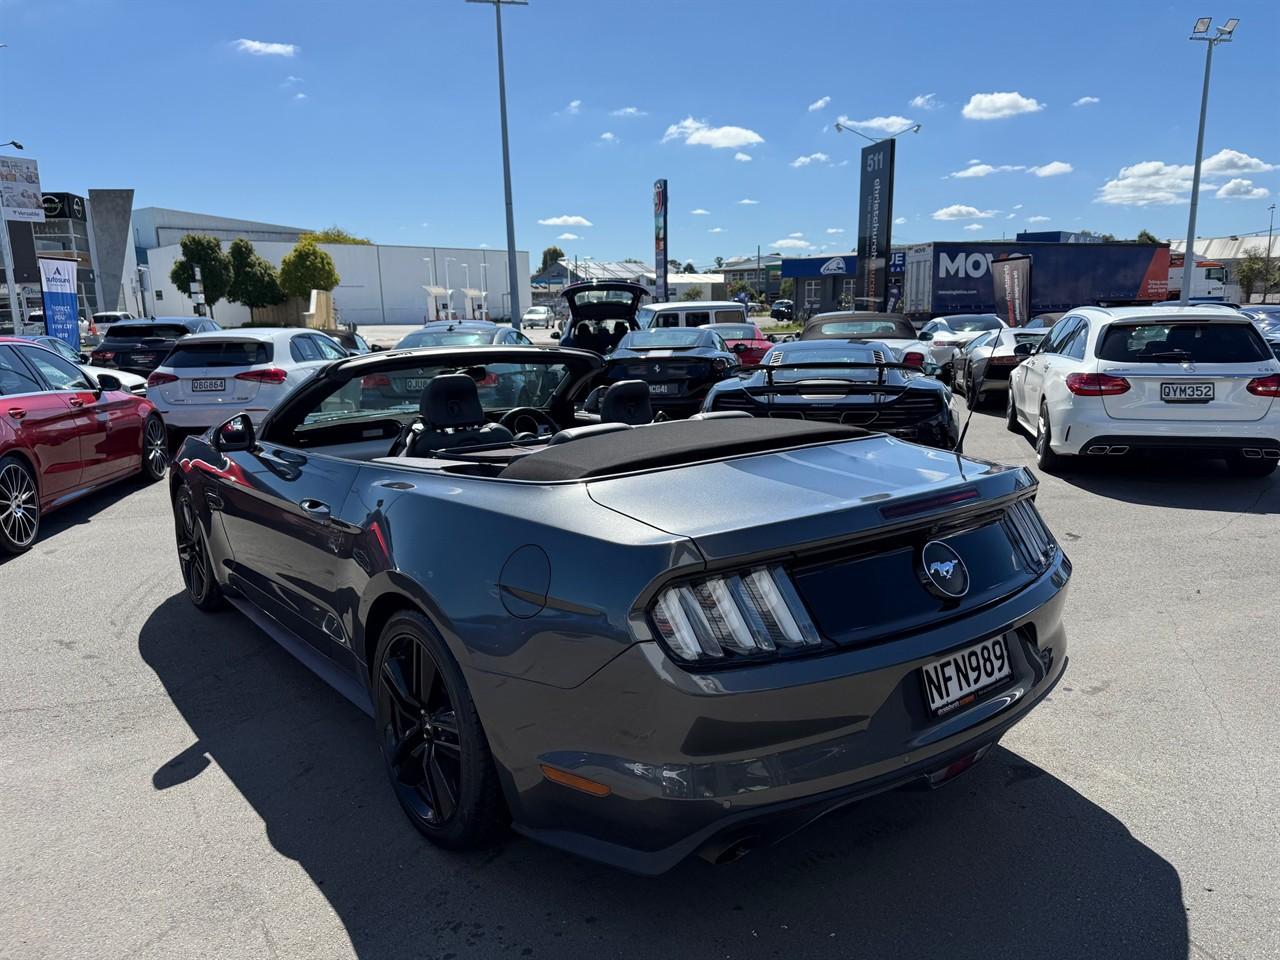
[0,156,46,223]
[38,257,80,350]
[855,140,894,311]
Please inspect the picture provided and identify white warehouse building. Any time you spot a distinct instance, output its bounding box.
[145,239,531,327]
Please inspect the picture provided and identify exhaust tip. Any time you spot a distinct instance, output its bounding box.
[1263,449,1280,460]
[1086,445,1110,455]
[1107,446,1129,455]
[1243,448,1262,459]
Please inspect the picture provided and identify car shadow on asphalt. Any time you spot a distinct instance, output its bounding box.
[0,475,156,569]
[140,593,1189,960]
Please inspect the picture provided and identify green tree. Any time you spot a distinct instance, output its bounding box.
[227,238,287,312]
[1136,229,1161,244]
[539,245,565,273]
[169,234,233,317]
[679,286,704,301]
[1234,250,1279,302]
[682,261,696,273]
[714,256,725,269]
[728,280,756,299]
[279,238,340,298]
[298,226,371,245]
[779,277,795,299]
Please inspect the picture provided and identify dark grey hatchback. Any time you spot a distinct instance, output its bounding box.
[169,344,1070,874]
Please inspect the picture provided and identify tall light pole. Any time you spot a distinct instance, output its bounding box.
[445,257,455,319]
[480,262,489,319]
[1181,17,1239,303]
[467,0,526,329]
[1265,203,1276,304]
[461,262,471,318]
[137,265,150,317]
[422,256,436,321]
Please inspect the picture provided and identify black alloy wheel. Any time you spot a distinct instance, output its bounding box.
[0,455,39,555]
[1005,388,1021,433]
[141,416,168,483]
[965,367,982,408]
[374,612,505,849]
[1035,401,1066,473]
[174,487,223,611]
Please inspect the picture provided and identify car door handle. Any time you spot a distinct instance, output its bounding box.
[299,498,331,523]
[7,406,26,420]
[68,398,85,408]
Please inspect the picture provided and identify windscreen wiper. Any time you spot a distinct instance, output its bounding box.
[1139,350,1194,361]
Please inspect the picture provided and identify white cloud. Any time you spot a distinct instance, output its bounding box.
[961,91,1044,120]
[556,233,580,240]
[963,224,984,231]
[933,204,997,220]
[662,116,764,149]
[790,152,830,168]
[1029,161,1073,177]
[690,208,711,215]
[909,93,941,111]
[708,227,725,233]
[610,106,646,117]
[1216,178,1271,200]
[1096,149,1275,206]
[773,237,814,249]
[537,214,593,226]
[565,99,582,114]
[837,114,915,135]
[1202,148,1277,175]
[1006,213,1016,219]
[788,232,804,238]
[808,96,831,112]
[283,75,303,86]
[1027,215,1051,223]
[894,216,907,225]
[733,151,752,162]
[599,131,618,143]
[737,198,760,205]
[1013,203,1024,209]
[825,227,845,234]
[293,92,307,101]
[968,158,981,165]
[1072,96,1100,107]
[949,163,1025,178]
[234,38,298,57]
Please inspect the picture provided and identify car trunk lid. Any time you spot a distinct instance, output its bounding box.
[154,339,274,404]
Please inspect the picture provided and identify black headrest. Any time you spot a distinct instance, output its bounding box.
[421,374,484,428]
[601,379,653,425]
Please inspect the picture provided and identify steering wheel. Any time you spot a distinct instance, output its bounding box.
[500,407,559,438]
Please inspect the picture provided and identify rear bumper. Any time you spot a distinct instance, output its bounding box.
[481,550,1070,874]
[152,402,272,429]
[1053,404,1280,456]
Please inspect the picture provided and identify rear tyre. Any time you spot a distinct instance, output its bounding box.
[1227,455,1277,478]
[0,455,39,555]
[965,372,982,408]
[1005,390,1021,434]
[173,487,224,611]
[1035,402,1068,473]
[140,415,168,483]
[374,611,506,851]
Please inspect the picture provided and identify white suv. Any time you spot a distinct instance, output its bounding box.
[146,328,349,433]
[1007,304,1280,476]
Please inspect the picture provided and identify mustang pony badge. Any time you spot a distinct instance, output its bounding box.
[919,541,969,599]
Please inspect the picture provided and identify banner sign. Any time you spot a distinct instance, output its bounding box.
[38,257,80,350]
[653,179,669,302]
[0,156,46,223]
[855,140,895,310]
[40,192,86,222]
[991,255,1032,327]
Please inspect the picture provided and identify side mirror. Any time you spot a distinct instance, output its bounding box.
[95,373,123,392]
[766,334,778,343]
[732,342,748,354]
[79,352,91,363]
[1013,342,1034,357]
[917,331,933,341]
[550,330,561,340]
[582,385,606,414]
[213,413,256,453]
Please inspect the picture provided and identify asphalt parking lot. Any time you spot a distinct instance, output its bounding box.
[2,401,1277,960]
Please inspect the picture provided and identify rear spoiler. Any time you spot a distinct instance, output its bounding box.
[739,359,917,387]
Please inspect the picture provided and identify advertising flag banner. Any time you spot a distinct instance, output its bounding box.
[0,156,46,223]
[855,140,895,310]
[654,179,669,302]
[38,257,80,350]
[991,254,1033,327]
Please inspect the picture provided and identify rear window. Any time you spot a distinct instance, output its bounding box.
[165,341,273,367]
[714,310,746,323]
[104,324,190,341]
[813,319,916,340]
[1097,322,1271,363]
[624,329,706,349]
[710,324,758,340]
[946,315,1002,332]
[397,331,491,348]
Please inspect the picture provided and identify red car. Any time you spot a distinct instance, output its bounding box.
[706,322,773,366]
[0,337,167,554]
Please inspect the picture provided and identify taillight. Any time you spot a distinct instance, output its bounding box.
[362,373,391,388]
[1246,374,1280,397]
[235,368,288,384]
[1065,372,1130,396]
[650,565,822,663]
[932,337,958,348]
[93,351,114,362]
[903,351,924,367]
[712,358,730,373]
[147,372,178,387]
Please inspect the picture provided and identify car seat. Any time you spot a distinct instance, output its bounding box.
[396,374,514,456]
[600,380,653,425]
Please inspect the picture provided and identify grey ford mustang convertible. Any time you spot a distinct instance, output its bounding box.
[169,344,1070,874]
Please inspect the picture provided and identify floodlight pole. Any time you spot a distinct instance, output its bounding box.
[1181,21,1236,303]
[467,0,526,328]
[1265,203,1275,303]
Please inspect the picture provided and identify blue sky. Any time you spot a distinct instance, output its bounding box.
[6,0,1278,266]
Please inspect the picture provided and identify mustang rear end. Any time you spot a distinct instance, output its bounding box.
[474,434,1069,873]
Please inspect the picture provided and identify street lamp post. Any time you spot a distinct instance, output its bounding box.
[422,257,435,321]
[461,263,471,318]
[466,0,526,329]
[480,262,489,319]
[1266,203,1276,304]
[445,257,455,320]
[1181,17,1239,304]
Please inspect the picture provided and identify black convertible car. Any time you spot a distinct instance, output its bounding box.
[703,339,958,449]
[603,327,740,418]
[170,344,1069,873]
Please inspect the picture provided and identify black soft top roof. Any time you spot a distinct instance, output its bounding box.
[501,418,868,482]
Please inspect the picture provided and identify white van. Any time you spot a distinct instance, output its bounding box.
[635,300,748,329]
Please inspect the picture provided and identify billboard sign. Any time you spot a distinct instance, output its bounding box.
[40,192,87,222]
[991,255,1033,327]
[38,257,80,350]
[855,140,895,310]
[0,156,46,223]
[653,179,669,302]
